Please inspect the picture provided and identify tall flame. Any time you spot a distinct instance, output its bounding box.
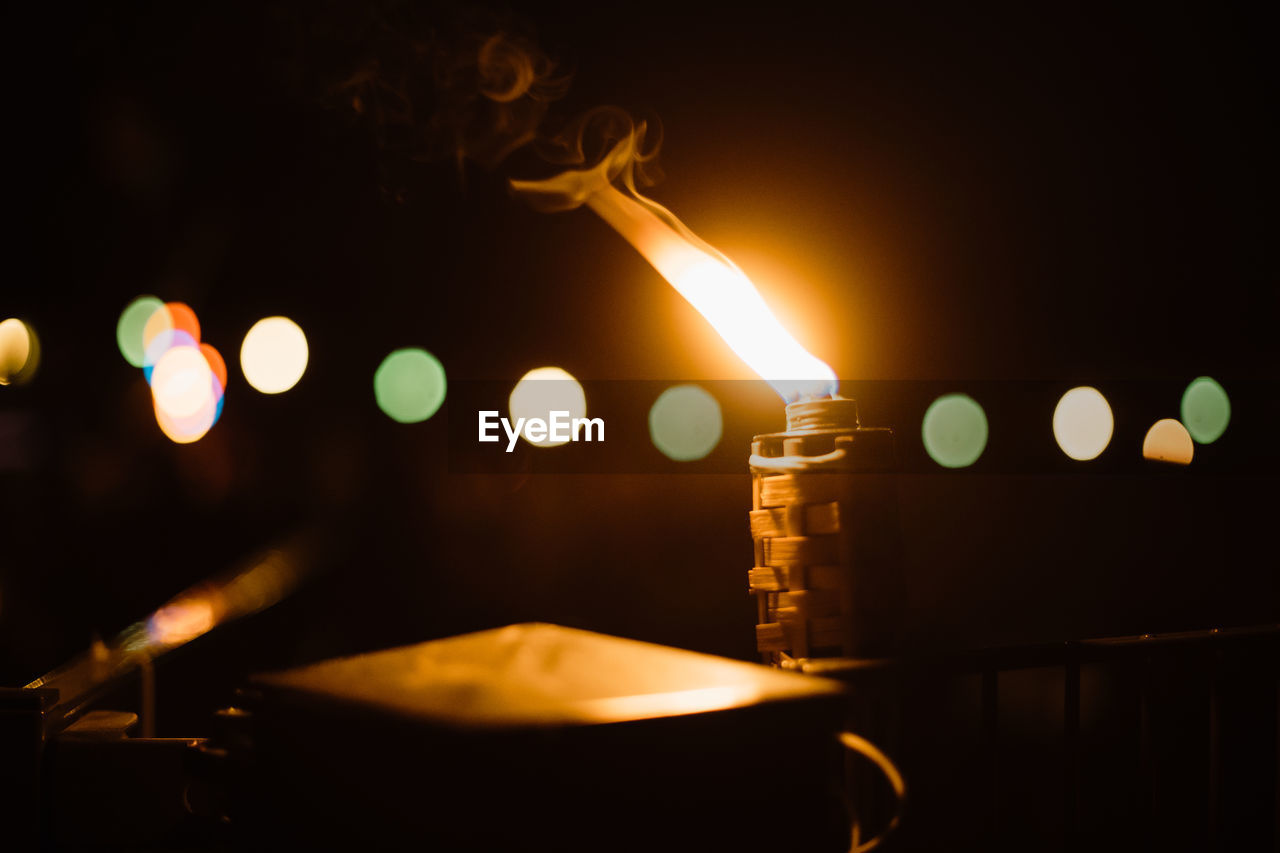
[512,120,837,402]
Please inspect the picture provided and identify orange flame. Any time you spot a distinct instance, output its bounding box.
[512,118,837,402]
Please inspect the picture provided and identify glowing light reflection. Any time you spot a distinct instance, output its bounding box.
[579,685,761,722]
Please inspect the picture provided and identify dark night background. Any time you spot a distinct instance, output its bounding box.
[3,0,1276,763]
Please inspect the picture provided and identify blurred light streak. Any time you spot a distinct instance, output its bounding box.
[27,534,318,733]
[147,597,216,645]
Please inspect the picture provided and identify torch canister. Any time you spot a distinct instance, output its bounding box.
[749,397,902,666]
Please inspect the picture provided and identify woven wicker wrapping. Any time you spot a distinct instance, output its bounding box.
[751,472,850,664]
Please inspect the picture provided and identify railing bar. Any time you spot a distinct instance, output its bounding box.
[1207,647,1220,853]
[797,624,1280,683]
[982,668,999,839]
[1139,655,1154,851]
[1064,650,1080,851]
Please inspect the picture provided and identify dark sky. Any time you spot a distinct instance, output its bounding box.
[4,2,1276,727]
[15,1,1277,383]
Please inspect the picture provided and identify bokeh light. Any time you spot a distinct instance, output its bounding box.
[649,384,723,461]
[508,367,587,448]
[142,302,202,382]
[1143,418,1194,465]
[152,343,225,444]
[200,342,228,393]
[374,348,447,423]
[144,329,198,382]
[1052,386,1114,461]
[0,318,39,386]
[116,295,164,367]
[143,302,200,355]
[152,346,214,417]
[240,316,309,394]
[154,393,218,444]
[1180,376,1230,444]
[128,299,226,444]
[111,296,230,442]
[922,393,988,468]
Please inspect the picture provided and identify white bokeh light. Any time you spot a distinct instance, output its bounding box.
[508,367,587,448]
[152,346,214,419]
[1052,386,1114,461]
[240,316,309,394]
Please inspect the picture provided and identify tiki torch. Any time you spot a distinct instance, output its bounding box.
[512,123,902,668]
[749,396,899,665]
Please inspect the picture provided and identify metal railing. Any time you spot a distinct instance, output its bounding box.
[800,624,1280,850]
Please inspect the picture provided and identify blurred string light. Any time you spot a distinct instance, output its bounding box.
[116,295,164,367]
[374,348,447,423]
[118,297,226,443]
[151,344,226,445]
[1142,418,1194,465]
[152,347,215,418]
[1180,376,1230,444]
[649,384,723,461]
[142,302,201,382]
[240,316,309,394]
[0,318,39,385]
[1053,386,1114,461]
[508,367,586,447]
[922,393,988,469]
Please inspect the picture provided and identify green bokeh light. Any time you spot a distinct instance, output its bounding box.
[1180,376,1230,444]
[649,384,723,461]
[922,393,988,468]
[116,295,164,367]
[374,348,447,424]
